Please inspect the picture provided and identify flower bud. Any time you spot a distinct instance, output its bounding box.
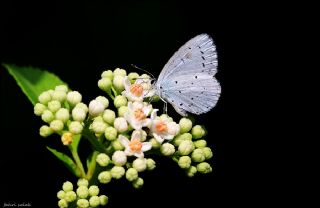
[62,181,73,192]
[140,74,150,79]
[77,178,89,187]
[194,140,207,148]
[112,150,127,166]
[114,117,128,133]
[72,107,87,122]
[104,126,117,141]
[67,91,82,106]
[149,138,161,149]
[114,95,127,108]
[50,120,64,132]
[98,78,112,92]
[39,125,53,137]
[76,186,89,199]
[113,68,127,77]
[47,100,61,113]
[159,114,173,121]
[58,199,68,208]
[55,85,68,93]
[47,89,54,96]
[128,72,139,83]
[167,122,180,136]
[178,156,192,169]
[52,90,67,102]
[98,171,112,184]
[178,140,195,155]
[89,100,105,117]
[69,121,83,134]
[112,140,124,150]
[126,168,138,182]
[197,162,212,174]
[179,118,193,133]
[55,108,70,123]
[88,185,99,196]
[75,103,88,113]
[34,103,46,116]
[191,149,205,162]
[42,110,55,123]
[103,109,116,125]
[160,143,175,156]
[57,190,66,199]
[99,195,109,206]
[91,120,107,134]
[132,158,147,172]
[201,147,213,160]
[132,130,147,142]
[187,166,197,177]
[101,70,113,79]
[113,75,125,92]
[38,91,51,104]
[77,199,89,208]
[132,177,144,189]
[61,132,73,145]
[111,166,125,179]
[89,195,100,207]
[173,133,193,146]
[96,153,110,167]
[96,96,109,108]
[191,125,206,139]
[118,106,128,117]
[146,158,156,170]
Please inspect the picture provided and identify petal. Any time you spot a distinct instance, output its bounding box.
[131,130,141,140]
[141,142,152,152]
[141,119,151,128]
[164,134,174,141]
[125,148,133,156]
[124,76,131,92]
[134,152,144,158]
[130,120,143,130]
[142,105,152,115]
[118,135,130,147]
[150,109,159,120]
[153,133,164,144]
[128,102,134,110]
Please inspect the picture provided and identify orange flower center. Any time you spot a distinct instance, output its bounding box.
[129,139,142,153]
[155,121,167,133]
[130,84,144,97]
[134,108,146,121]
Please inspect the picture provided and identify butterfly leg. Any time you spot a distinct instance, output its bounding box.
[159,96,168,114]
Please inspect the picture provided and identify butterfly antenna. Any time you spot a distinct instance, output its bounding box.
[131,64,156,80]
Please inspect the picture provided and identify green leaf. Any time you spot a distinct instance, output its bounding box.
[3,64,65,105]
[46,146,81,177]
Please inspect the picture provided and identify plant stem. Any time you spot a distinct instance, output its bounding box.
[82,127,107,153]
[86,151,99,180]
[69,146,86,178]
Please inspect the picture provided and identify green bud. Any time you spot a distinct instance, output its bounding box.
[105,126,118,141]
[132,158,147,172]
[96,96,109,108]
[179,118,193,133]
[194,140,207,148]
[191,125,206,139]
[77,178,89,187]
[58,199,68,208]
[146,158,156,170]
[39,125,53,137]
[178,140,195,155]
[89,195,100,207]
[113,68,127,77]
[112,150,127,166]
[62,181,73,192]
[65,191,77,202]
[57,190,66,199]
[47,100,61,113]
[128,72,140,83]
[42,110,55,123]
[75,103,88,113]
[99,195,109,206]
[111,166,125,179]
[34,103,47,116]
[140,74,150,79]
[149,138,161,149]
[103,109,116,125]
[52,90,67,102]
[187,166,197,177]
[55,108,70,123]
[76,186,89,199]
[160,143,175,156]
[55,85,68,93]
[191,149,206,162]
[173,133,192,146]
[101,70,114,80]
[96,153,110,167]
[88,185,99,196]
[50,120,64,132]
[197,162,212,174]
[67,91,82,106]
[178,156,192,169]
[77,199,89,208]
[114,117,128,133]
[160,114,173,122]
[72,107,87,122]
[202,147,213,160]
[69,121,83,134]
[132,177,144,189]
[89,100,105,117]
[111,140,124,150]
[118,106,128,117]
[113,75,125,92]
[38,91,51,104]
[98,78,112,92]
[91,120,107,134]
[98,171,112,184]
[126,168,138,182]
[114,95,128,108]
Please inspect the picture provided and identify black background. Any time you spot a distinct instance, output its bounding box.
[0,0,265,207]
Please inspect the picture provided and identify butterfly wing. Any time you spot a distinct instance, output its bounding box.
[156,34,221,115]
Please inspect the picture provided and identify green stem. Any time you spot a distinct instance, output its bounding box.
[68,146,86,178]
[107,90,115,100]
[82,127,107,153]
[86,151,99,180]
[111,86,118,97]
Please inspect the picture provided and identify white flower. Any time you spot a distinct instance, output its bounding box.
[124,101,152,130]
[122,76,155,102]
[150,110,180,143]
[118,131,152,158]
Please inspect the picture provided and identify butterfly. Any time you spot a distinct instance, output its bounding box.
[155,33,221,116]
